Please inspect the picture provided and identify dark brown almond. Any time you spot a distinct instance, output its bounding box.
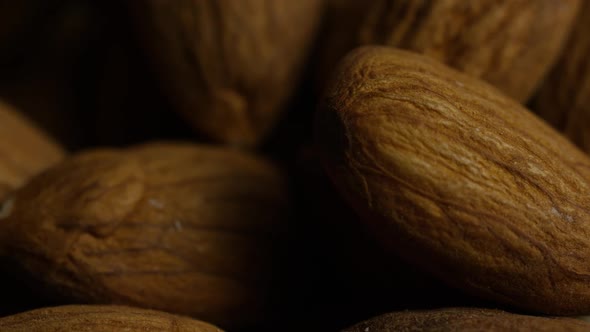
[318,0,579,101]
[535,1,590,151]
[131,0,322,146]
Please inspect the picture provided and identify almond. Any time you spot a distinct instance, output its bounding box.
[0,142,287,329]
[131,0,322,146]
[0,305,222,332]
[316,46,590,315]
[318,0,579,101]
[343,308,590,332]
[0,101,64,200]
[535,1,590,151]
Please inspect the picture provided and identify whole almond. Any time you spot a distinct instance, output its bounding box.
[316,46,590,315]
[131,0,322,146]
[0,142,287,329]
[0,101,64,201]
[0,305,222,332]
[343,308,590,332]
[318,0,579,101]
[535,1,590,151]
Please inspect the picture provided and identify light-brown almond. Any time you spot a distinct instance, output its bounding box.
[316,46,590,315]
[0,305,222,332]
[0,142,287,329]
[318,0,579,102]
[0,101,64,201]
[343,308,590,332]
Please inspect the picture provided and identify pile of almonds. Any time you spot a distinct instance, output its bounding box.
[3,1,590,331]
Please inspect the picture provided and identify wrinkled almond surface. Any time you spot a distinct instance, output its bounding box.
[0,142,287,329]
[318,0,579,101]
[343,308,590,332]
[316,46,590,314]
[0,101,64,200]
[132,0,322,146]
[0,305,222,332]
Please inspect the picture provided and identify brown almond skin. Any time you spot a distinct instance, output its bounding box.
[535,1,590,151]
[343,308,590,332]
[316,46,590,315]
[0,101,64,200]
[0,142,287,329]
[318,0,579,102]
[131,0,322,146]
[0,305,222,332]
